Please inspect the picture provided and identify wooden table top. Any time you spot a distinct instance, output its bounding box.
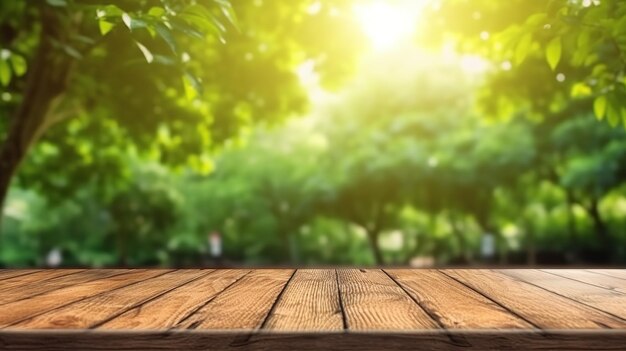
[1,268,626,350]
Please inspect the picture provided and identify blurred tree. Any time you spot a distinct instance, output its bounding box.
[550,114,626,260]
[214,123,327,263]
[0,0,236,215]
[107,166,180,266]
[0,0,365,219]
[315,48,473,264]
[4,0,626,267]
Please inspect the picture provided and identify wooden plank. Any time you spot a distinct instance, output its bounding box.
[175,269,294,330]
[0,270,41,280]
[0,330,616,351]
[0,270,133,305]
[262,269,343,331]
[3,330,626,351]
[588,269,626,281]
[0,269,169,328]
[503,269,626,321]
[250,330,626,351]
[443,269,626,329]
[386,269,533,329]
[337,269,437,330]
[0,270,85,293]
[99,269,251,329]
[542,269,626,294]
[12,270,209,329]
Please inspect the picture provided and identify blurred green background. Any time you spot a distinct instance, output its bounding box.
[2,0,626,267]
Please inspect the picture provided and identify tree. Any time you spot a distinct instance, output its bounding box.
[551,114,626,260]
[0,0,365,219]
[107,167,180,266]
[314,48,475,264]
[428,0,626,126]
[0,0,235,214]
[212,122,327,263]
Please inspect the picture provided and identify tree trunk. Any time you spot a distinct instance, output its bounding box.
[0,6,73,223]
[116,232,128,267]
[564,189,578,263]
[498,233,508,265]
[525,221,536,266]
[366,228,384,265]
[449,212,472,264]
[587,198,612,260]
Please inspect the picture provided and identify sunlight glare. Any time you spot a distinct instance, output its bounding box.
[354,1,427,51]
[459,55,490,75]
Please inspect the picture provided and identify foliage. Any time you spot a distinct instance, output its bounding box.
[3,0,626,267]
[0,0,366,211]
[429,0,626,127]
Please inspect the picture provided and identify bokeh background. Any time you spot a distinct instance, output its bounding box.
[2,0,626,267]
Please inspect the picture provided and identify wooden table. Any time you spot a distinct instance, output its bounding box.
[1,269,626,350]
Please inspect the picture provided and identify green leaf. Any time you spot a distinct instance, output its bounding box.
[182,76,197,100]
[71,34,96,45]
[571,83,592,98]
[9,54,26,76]
[122,13,132,30]
[181,5,226,32]
[119,13,147,31]
[99,20,114,35]
[148,7,165,18]
[546,37,561,70]
[607,103,620,127]
[515,33,532,65]
[215,0,239,30]
[96,5,123,20]
[62,45,82,59]
[130,18,148,30]
[146,25,156,38]
[152,55,177,65]
[154,23,177,53]
[593,96,607,120]
[135,42,154,63]
[0,60,11,86]
[169,19,205,39]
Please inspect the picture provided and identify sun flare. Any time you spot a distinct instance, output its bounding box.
[354,1,427,51]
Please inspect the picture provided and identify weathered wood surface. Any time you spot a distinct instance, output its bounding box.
[1,268,625,350]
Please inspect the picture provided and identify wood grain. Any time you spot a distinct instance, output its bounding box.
[542,269,626,294]
[12,270,209,329]
[587,269,626,281]
[503,269,626,321]
[0,270,132,305]
[0,270,84,293]
[262,269,343,331]
[175,269,294,330]
[337,269,438,330]
[0,269,169,328]
[386,269,533,329]
[1,267,626,346]
[444,269,626,329]
[100,269,250,329]
[0,270,41,280]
